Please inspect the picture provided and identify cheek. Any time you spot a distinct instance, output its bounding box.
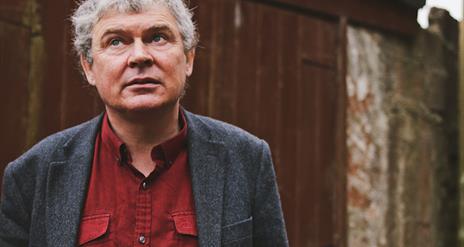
[94,56,125,81]
[158,50,187,74]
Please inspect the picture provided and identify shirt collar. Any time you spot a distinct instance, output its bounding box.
[100,111,188,168]
[101,113,126,164]
[151,110,188,168]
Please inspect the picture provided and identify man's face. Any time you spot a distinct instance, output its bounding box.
[81,5,195,113]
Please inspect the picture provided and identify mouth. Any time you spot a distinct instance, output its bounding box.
[126,77,162,87]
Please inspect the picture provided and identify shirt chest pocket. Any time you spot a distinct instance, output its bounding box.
[78,213,111,246]
[221,217,253,246]
[171,211,198,246]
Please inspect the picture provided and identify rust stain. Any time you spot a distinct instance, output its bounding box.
[348,186,371,209]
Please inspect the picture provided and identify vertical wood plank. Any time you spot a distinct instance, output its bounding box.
[60,0,104,129]
[38,0,66,139]
[234,1,259,133]
[0,22,30,186]
[212,0,239,124]
[255,4,280,149]
[278,8,300,246]
[182,0,214,115]
[296,14,339,247]
[335,16,348,247]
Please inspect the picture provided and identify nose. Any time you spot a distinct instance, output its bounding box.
[128,40,154,68]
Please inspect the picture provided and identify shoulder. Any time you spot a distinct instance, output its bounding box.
[4,115,102,176]
[184,110,268,153]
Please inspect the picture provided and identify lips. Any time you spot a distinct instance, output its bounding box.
[126,77,162,87]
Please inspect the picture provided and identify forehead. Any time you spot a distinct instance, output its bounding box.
[92,5,179,36]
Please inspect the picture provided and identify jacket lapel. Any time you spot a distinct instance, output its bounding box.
[45,115,103,247]
[185,111,227,246]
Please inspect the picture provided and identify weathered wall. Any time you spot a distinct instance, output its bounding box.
[347,8,459,247]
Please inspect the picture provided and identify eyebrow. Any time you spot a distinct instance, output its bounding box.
[145,25,174,35]
[100,24,175,40]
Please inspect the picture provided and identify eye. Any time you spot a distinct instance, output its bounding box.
[152,34,166,43]
[109,38,122,46]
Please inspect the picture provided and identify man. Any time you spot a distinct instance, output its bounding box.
[0,0,288,246]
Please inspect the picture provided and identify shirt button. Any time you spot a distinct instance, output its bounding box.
[142,182,148,190]
[138,235,146,244]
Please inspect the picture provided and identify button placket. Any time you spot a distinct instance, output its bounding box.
[135,181,151,246]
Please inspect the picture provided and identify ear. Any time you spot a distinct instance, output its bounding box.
[80,54,96,86]
[185,48,195,77]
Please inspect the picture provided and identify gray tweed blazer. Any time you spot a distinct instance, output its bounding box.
[0,110,288,247]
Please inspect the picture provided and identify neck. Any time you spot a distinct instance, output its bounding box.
[106,104,181,152]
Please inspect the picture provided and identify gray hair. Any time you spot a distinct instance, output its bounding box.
[71,0,198,63]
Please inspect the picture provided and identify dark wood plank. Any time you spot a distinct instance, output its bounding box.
[212,0,239,124]
[300,16,338,68]
[37,0,67,139]
[0,22,30,189]
[234,1,260,133]
[278,7,300,246]
[334,17,348,247]
[60,0,104,128]
[297,64,337,247]
[182,0,215,115]
[56,0,92,126]
[255,3,280,149]
[295,14,339,247]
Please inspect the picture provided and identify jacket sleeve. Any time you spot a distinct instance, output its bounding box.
[0,163,30,247]
[252,140,289,246]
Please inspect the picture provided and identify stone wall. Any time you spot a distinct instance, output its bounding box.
[347,8,459,247]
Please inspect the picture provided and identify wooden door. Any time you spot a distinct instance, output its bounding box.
[184,0,346,246]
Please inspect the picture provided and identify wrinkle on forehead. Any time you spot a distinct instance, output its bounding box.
[98,1,168,21]
[94,6,178,36]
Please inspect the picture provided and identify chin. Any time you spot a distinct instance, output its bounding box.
[121,99,179,113]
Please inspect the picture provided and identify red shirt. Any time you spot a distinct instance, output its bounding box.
[78,112,198,247]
